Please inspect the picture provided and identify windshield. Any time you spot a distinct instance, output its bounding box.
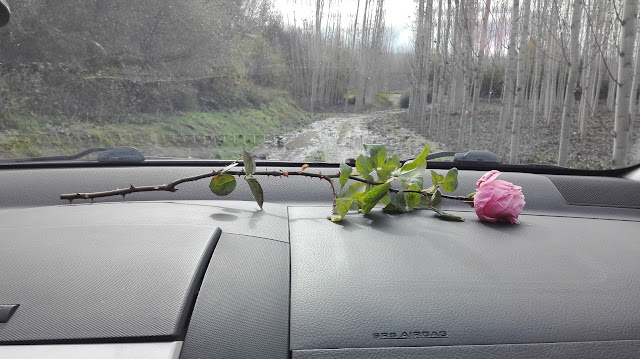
[0,0,638,169]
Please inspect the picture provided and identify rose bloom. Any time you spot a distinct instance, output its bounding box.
[473,170,525,224]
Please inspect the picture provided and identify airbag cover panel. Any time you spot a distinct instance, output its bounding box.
[289,207,640,349]
[0,205,220,343]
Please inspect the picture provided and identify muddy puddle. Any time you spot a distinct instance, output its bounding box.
[286,132,316,149]
[255,109,443,163]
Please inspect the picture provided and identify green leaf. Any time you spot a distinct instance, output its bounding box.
[243,150,256,176]
[340,182,366,198]
[349,200,362,211]
[410,176,424,188]
[330,198,355,222]
[364,144,387,168]
[360,183,391,214]
[245,178,264,209]
[209,174,237,196]
[386,154,401,168]
[406,184,422,207]
[393,191,411,212]
[467,192,476,199]
[382,203,404,214]
[384,191,413,214]
[401,145,430,172]
[355,154,372,177]
[436,212,464,221]
[339,163,353,190]
[431,189,442,208]
[441,168,459,192]
[380,193,392,206]
[399,157,427,182]
[403,176,424,190]
[377,154,400,181]
[418,195,430,208]
[430,170,445,186]
[221,162,239,174]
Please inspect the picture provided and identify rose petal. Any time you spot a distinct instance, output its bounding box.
[476,170,502,190]
[473,177,525,224]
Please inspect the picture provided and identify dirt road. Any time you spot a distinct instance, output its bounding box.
[255,109,443,163]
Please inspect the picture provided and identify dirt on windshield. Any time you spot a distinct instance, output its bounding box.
[254,109,444,163]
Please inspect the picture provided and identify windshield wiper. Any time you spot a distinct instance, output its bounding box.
[345,150,502,167]
[0,146,145,164]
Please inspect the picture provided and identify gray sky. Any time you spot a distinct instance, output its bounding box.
[271,0,416,48]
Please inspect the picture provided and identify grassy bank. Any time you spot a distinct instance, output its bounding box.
[0,95,314,160]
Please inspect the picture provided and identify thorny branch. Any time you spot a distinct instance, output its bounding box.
[60,169,470,203]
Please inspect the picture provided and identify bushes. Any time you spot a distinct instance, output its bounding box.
[400,91,410,108]
[0,62,286,130]
[376,93,394,107]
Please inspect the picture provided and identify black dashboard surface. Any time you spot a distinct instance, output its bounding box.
[1,164,639,358]
[0,207,220,344]
[290,207,640,349]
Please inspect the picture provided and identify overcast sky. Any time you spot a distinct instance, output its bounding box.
[271,0,416,49]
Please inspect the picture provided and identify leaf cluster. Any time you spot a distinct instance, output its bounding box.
[207,145,464,223]
[329,144,462,222]
[209,150,264,209]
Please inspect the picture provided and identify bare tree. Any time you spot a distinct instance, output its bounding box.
[629,25,640,147]
[469,0,492,150]
[557,0,583,167]
[530,0,548,129]
[509,0,531,163]
[309,0,323,112]
[495,0,520,155]
[612,0,639,168]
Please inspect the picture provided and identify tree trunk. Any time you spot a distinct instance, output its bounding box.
[495,0,520,155]
[509,0,531,164]
[530,0,547,129]
[457,64,470,151]
[309,0,323,113]
[430,0,444,138]
[408,0,425,124]
[557,0,583,167]
[577,2,593,139]
[628,24,640,148]
[544,10,558,125]
[613,0,639,168]
[438,0,452,141]
[355,0,372,112]
[469,0,491,150]
[344,0,361,111]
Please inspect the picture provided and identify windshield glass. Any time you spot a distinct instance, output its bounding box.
[0,0,638,169]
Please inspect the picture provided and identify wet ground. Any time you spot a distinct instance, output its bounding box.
[255,99,640,169]
[255,109,444,163]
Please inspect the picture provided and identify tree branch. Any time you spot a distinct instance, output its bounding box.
[60,170,469,202]
[584,3,620,86]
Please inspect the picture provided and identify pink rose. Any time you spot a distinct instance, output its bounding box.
[473,170,525,224]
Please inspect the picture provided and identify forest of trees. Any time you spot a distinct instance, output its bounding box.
[0,0,399,123]
[0,0,295,121]
[405,0,640,168]
[1,0,640,168]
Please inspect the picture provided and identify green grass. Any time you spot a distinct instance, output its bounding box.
[0,96,314,160]
[305,151,326,162]
[376,93,394,107]
[337,121,351,143]
[168,97,311,135]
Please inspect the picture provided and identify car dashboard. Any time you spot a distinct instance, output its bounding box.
[0,164,639,358]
